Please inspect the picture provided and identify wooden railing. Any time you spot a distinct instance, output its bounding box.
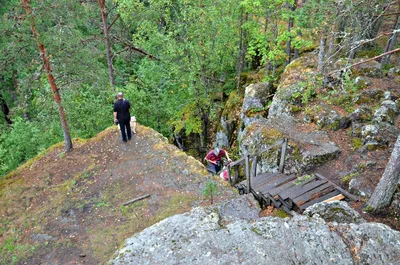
[227,138,288,194]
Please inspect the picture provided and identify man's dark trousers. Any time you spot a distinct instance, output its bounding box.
[118,118,132,142]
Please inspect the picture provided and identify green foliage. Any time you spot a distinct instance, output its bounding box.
[0,118,59,176]
[0,236,35,265]
[203,180,218,205]
[352,137,363,150]
[342,172,358,184]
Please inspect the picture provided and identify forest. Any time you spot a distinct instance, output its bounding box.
[1,0,399,177]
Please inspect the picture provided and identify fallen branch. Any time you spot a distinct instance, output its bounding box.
[112,36,160,61]
[328,48,400,76]
[122,194,151,206]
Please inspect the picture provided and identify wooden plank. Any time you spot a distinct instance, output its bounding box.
[229,157,246,167]
[251,156,258,179]
[293,183,335,206]
[289,180,329,199]
[241,172,280,189]
[227,165,232,185]
[278,177,320,200]
[234,167,239,185]
[267,175,297,196]
[245,154,250,194]
[279,138,287,173]
[299,190,341,210]
[315,173,359,201]
[258,174,299,194]
[261,193,281,208]
[323,194,345,203]
[251,172,278,187]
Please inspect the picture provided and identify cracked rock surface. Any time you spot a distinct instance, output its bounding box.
[110,197,400,265]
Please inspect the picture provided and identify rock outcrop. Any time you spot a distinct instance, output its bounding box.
[110,197,400,265]
[238,54,340,174]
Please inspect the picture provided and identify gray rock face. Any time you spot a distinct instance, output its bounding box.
[373,100,399,124]
[349,177,373,198]
[304,201,365,224]
[240,117,340,174]
[110,198,400,265]
[240,83,272,127]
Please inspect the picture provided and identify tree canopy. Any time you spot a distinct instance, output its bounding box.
[0,0,397,176]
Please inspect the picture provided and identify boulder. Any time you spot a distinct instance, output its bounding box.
[353,76,372,88]
[361,124,383,150]
[387,67,400,78]
[353,89,384,105]
[110,197,400,265]
[373,100,399,125]
[217,91,243,148]
[240,83,272,127]
[304,201,365,224]
[349,177,373,198]
[352,59,381,77]
[268,54,317,119]
[240,116,340,174]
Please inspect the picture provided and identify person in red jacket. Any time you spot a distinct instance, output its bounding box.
[204,147,231,174]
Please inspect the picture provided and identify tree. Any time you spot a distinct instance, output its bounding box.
[98,0,116,88]
[366,134,400,211]
[22,0,73,152]
[381,14,400,67]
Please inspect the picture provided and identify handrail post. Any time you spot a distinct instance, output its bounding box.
[245,153,251,194]
[251,156,258,179]
[227,164,232,185]
[279,138,288,173]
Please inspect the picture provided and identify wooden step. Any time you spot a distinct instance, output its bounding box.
[258,174,298,194]
[293,183,336,206]
[299,190,342,210]
[279,177,323,200]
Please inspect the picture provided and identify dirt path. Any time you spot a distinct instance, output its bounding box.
[0,125,237,265]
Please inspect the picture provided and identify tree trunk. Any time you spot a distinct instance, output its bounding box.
[366,134,400,211]
[327,32,335,60]
[285,3,296,65]
[98,0,115,88]
[318,36,327,73]
[23,0,73,152]
[0,93,12,125]
[236,11,248,88]
[381,14,400,67]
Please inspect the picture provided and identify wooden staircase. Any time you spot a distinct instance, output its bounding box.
[227,139,357,213]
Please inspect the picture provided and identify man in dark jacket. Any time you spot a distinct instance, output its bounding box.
[113,92,132,142]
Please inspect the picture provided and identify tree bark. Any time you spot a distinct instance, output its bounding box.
[366,134,400,211]
[236,10,248,88]
[285,3,296,65]
[0,93,12,125]
[327,32,335,60]
[318,36,327,73]
[381,14,400,67]
[23,0,73,152]
[98,0,115,88]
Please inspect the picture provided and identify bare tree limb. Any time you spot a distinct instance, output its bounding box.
[108,14,120,31]
[328,48,400,76]
[112,36,160,61]
[123,194,151,206]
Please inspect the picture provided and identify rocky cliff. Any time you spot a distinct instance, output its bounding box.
[110,196,400,265]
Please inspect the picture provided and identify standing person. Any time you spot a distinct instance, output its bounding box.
[204,147,232,174]
[113,92,132,142]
